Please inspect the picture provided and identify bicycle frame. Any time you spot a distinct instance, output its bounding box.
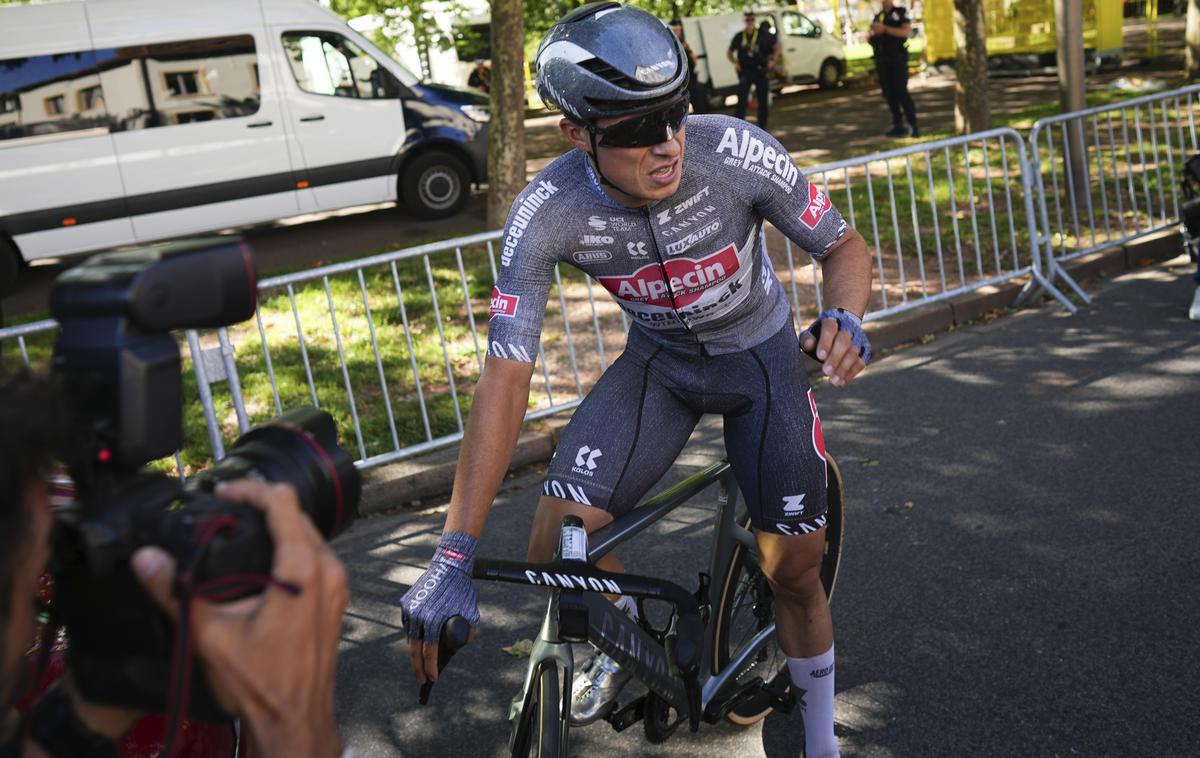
[473,459,790,750]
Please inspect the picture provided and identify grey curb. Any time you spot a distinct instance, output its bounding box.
[359,229,1185,516]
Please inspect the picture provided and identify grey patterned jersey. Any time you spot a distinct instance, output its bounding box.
[486,114,849,361]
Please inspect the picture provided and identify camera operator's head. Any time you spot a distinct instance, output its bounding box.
[0,372,61,718]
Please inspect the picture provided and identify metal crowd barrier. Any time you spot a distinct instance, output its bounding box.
[1026,84,1200,306]
[4,85,1194,473]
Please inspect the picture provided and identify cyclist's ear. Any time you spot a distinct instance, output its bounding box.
[559,119,592,154]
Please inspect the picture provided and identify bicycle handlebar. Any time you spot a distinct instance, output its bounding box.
[472,557,704,677]
[417,614,471,705]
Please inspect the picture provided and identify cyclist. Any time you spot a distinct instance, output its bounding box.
[401,5,871,756]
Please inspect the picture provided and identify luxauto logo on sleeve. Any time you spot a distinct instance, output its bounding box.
[715,127,799,194]
[501,180,559,266]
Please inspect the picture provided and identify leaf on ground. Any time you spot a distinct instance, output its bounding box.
[861,458,880,467]
[502,639,534,658]
[903,500,915,511]
[919,333,935,344]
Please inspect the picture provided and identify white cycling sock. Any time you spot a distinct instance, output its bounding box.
[786,645,839,758]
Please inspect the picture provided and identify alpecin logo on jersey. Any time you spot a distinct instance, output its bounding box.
[715,127,799,193]
[597,244,739,308]
[489,287,519,319]
[798,183,832,230]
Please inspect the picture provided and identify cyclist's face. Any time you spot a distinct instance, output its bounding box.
[561,115,687,207]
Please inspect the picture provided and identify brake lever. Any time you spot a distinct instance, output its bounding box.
[800,319,823,363]
[418,615,471,705]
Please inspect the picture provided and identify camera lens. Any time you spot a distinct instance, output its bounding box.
[193,408,360,538]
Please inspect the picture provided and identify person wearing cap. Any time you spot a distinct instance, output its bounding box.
[400,5,871,756]
[726,10,779,129]
[868,0,918,137]
[669,17,707,114]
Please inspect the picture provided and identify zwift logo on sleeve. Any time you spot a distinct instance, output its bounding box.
[715,127,798,193]
[501,180,559,266]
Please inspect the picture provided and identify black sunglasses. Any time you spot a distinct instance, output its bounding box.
[593,97,689,148]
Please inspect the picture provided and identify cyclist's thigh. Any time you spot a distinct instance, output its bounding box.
[542,340,701,519]
[721,323,829,536]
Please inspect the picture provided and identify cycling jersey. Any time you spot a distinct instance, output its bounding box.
[487,114,848,362]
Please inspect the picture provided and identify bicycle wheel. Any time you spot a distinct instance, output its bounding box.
[712,453,846,726]
[511,664,562,758]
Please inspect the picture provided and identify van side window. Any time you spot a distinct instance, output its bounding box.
[107,35,261,130]
[782,12,820,39]
[0,35,260,142]
[0,50,109,142]
[282,32,400,99]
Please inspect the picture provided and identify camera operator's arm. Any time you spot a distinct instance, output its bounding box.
[402,355,535,685]
[130,481,346,758]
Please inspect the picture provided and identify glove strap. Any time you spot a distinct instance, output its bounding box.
[434,531,478,573]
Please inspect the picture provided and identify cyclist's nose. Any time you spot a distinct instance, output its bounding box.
[650,133,683,157]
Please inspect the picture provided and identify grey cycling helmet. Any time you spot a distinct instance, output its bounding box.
[535,2,689,124]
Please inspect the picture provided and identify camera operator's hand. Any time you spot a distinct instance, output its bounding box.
[400,531,480,685]
[130,480,347,758]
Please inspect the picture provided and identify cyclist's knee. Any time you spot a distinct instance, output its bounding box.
[527,495,612,562]
[755,531,825,604]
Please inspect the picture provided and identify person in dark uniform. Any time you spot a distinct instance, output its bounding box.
[467,59,491,94]
[869,0,918,137]
[726,10,779,129]
[669,17,707,114]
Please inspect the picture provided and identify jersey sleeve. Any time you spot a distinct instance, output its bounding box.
[487,180,562,363]
[739,125,849,261]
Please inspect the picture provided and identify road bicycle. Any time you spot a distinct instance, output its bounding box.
[432,453,845,756]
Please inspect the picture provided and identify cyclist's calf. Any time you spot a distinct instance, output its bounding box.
[755,528,833,657]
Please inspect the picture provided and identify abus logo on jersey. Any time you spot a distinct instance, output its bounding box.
[799,183,832,230]
[715,127,799,192]
[502,180,559,266]
[597,244,739,308]
[489,287,519,319]
[573,250,612,264]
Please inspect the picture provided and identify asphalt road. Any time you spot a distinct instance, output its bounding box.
[328,254,1200,757]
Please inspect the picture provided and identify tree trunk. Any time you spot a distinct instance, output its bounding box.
[953,0,990,134]
[487,0,527,230]
[1187,0,1200,78]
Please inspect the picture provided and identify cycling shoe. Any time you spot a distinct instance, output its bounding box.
[569,652,631,725]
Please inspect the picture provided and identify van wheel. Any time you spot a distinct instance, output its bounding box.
[818,58,841,90]
[401,151,469,219]
[0,237,21,298]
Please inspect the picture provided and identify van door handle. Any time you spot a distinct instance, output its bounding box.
[247,120,273,128]
[299,115,325,122]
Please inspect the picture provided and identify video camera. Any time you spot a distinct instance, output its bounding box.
[46,238,360,720]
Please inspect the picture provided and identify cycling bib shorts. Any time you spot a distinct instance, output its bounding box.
[542,321,829,536]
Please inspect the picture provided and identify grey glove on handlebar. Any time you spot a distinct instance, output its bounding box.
[805,307,872,365]
[401,531,480,641]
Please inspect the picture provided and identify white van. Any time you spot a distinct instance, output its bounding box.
[681,8,846,108]
[0,0,489,289]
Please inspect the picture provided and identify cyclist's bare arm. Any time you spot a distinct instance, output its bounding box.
[406,354,534,685]
[443,355,537,537]
[801,229,873,387]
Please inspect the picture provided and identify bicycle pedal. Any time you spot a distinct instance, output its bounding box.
[764,677,795,715]
[604,696,645,732]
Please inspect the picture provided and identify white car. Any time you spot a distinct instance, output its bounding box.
[680,8,846,109]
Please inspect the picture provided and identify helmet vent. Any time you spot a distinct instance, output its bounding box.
[578,58,645,90]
